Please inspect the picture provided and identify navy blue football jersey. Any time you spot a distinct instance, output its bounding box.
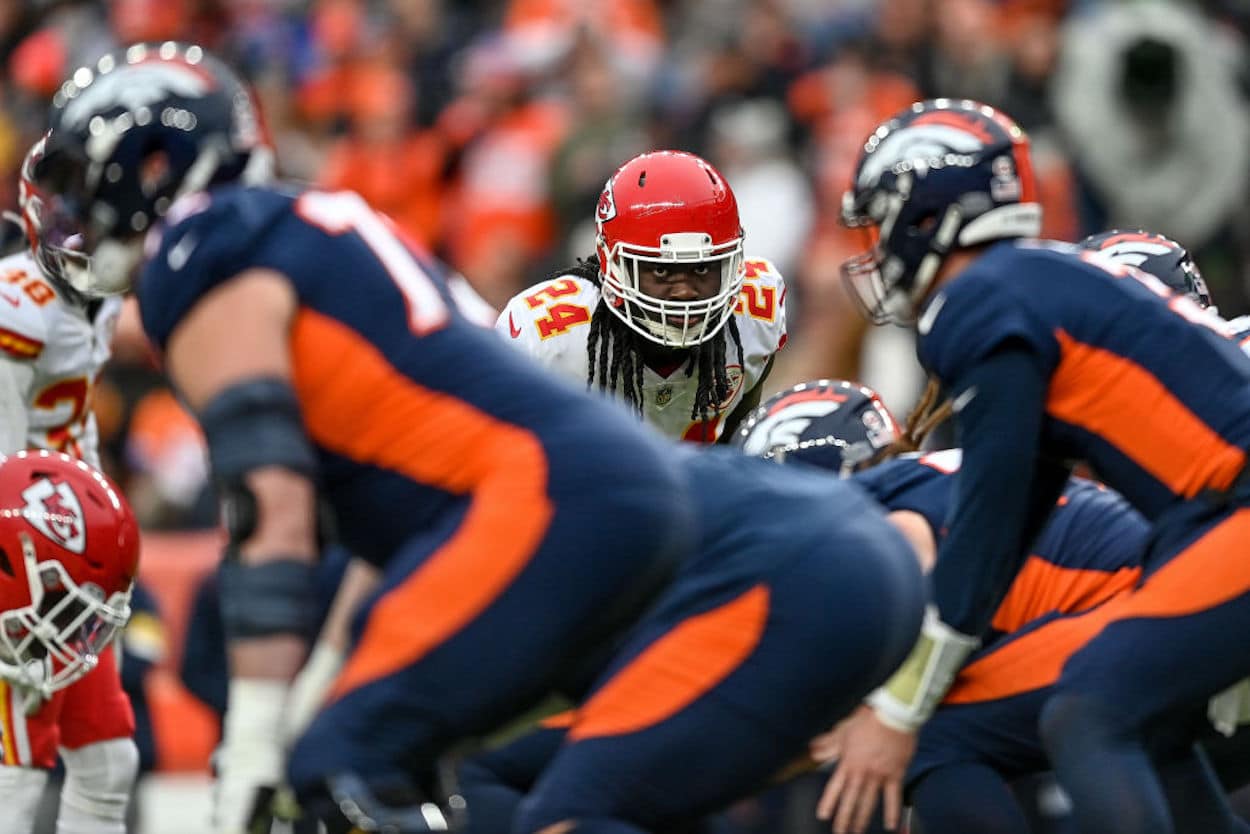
[918,239,1250,520]
[855,450,1149,634]
[137,186,683,566]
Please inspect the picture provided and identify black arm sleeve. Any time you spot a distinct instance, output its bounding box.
[719,355,775,443]
[932,345,1070,636]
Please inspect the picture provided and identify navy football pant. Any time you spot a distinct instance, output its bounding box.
[1040,505,1250,834]
[513,512,925,833]
[287,477,692,799]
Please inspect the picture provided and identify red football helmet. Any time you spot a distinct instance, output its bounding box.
[595,150,745,347]
[0,451,139,697]
[16,133,93,295]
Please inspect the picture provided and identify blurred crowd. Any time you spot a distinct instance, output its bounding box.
[1,0,1249,529]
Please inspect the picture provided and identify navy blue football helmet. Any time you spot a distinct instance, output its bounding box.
[1078,229,1213,311]
[732,379,900,475]
[841,99,1043,324]
[34,42,272,296]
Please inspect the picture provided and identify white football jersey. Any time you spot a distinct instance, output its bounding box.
[0,251,121,468]
[497,257,787,442]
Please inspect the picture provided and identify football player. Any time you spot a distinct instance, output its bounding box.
[1078,229,1214,311]
[737,381,1150,834]
[496,150,786,443]
[0,451,139,834]
[838,97,1250,834]
[36,44,925,834]
[0,137,137,834]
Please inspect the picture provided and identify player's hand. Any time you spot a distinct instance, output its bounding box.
[213,679,290,834]
[814,705,917,834]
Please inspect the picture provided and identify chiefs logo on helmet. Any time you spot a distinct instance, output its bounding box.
[21,478,86,554]
[596,182,618,224]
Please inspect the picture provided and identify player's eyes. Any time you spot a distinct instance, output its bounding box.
[693,265,712,276]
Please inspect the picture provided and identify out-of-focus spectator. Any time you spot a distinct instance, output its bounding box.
[1052,1,1250,309]
[319,64,448,247]
[442,35,570,306]
[505,0,664,89]
[548,32,648,262]
[708,98,813,281]
[124,389,214,530]
[1000,3,1064,132]
[928,0,1010,105]
[777,46,918,397]
[384,0,471,127]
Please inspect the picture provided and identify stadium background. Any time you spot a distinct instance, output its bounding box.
[0,0,1248,831]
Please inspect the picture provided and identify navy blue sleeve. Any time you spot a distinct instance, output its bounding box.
[137,187,290,351]
[917,256,1059,383]
[851,457,953,538]
[932,346,1071,636]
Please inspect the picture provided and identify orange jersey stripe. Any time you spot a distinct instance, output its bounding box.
[569,585,770,741]
[287,310,555,696]
[0,325,42,359]
[1048,330,1246,498]
[946,508,1250,704]
[989,554,1142,634]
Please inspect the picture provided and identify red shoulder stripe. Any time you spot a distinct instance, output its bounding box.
[0,326,42,359]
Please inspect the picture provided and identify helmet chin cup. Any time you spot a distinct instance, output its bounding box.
[62,237,140,297]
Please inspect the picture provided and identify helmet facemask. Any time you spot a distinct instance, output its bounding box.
[0,533,131,698]
[840,177,963,326]
[598,231,745,348]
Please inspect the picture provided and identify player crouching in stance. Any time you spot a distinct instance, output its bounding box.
[498,150,786,443]
[0,138,138,834]
[0,451,139,834]
[737,381,1151,834]
[840,97,1250,834]
[449,441,927,834]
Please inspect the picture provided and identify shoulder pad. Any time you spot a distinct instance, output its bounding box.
[736,257,788,352]
[917,256,1058,380]
[497,275,599,350]
[139,186,291,351]
[0,255,49,360]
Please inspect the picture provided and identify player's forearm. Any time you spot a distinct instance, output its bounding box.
[933,347,1054,637]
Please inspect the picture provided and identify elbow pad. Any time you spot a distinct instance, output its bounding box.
[198,378,317,481]
[867,605,979,732]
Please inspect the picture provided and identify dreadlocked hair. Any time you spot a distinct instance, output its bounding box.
[560,256,744,425]
[880,378,954,460]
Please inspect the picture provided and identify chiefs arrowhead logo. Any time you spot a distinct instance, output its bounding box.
[21,478,86,554]
[508,311,523,339]
[596,181,617,225]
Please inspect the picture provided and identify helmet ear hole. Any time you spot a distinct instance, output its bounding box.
[0,548,13,578]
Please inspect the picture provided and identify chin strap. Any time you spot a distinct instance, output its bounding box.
[867,605,979,732]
